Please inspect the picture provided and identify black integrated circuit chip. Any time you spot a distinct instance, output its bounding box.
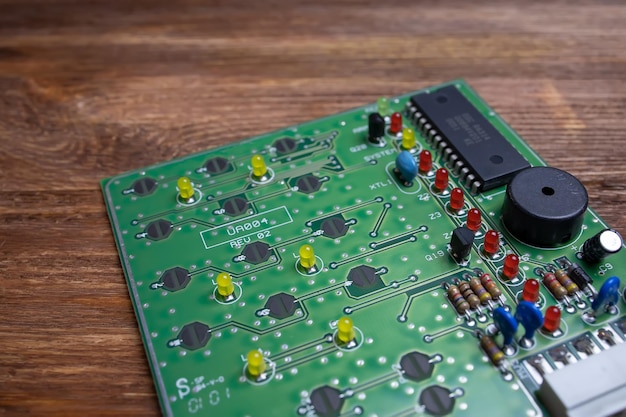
[408,85,530,192]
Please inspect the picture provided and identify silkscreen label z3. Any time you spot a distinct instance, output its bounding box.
[102,79,626,417]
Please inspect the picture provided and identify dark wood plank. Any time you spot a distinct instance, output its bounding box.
[1,1,625,415]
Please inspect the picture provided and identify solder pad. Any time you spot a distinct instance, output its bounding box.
[101,79,626,417]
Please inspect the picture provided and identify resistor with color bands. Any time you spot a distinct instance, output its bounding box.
[555,269,579,295]
[541,272,567,300]
[447,284,470,314]
[480,273,502,299]
[480,334,505,366]
[458,281,480,309]
[469,278,492,304]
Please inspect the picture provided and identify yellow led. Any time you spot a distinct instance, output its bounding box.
[247,350,266,377]
[299,244,315,269]
[251,155,268,177]
[216,272,234,297]
[337,316,355,343]
[401,127,416,150]
[177,176,194,200]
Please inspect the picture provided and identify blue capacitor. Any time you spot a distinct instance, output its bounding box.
[591,276,621,314]
[515,301,544,341]
[493,307,518,346]
[394,151,418,186]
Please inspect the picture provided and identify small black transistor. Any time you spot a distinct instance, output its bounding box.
[450,227,475,263]
[367,112,386,146]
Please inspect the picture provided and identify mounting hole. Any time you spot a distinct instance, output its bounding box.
[489,154,503,164]
[541,186,555,196]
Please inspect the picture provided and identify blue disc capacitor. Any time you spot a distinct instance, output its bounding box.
[515,301,544,341]
[591,276,621,315]
[493,307,518,346]
[394,151,418,187]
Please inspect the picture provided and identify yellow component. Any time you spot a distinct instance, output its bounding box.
[251,155,268,177]
[299,244,316,269]
[401,127,416,150]
[177,176,194,200]
[478,291,491,304]
[216,272,234,297]
[337,316,355,343]
[247,350,266,377]
[480,335,505,366]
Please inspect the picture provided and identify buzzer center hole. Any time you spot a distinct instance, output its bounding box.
[542,186,555,196]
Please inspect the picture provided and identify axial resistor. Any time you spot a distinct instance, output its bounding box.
[480,334,505,366]
[458,281,480,309]
[469,277,492,304]
[480,273,502,299]
[541,271,567,300]
[447,284,470,314]
[554,269,579,295]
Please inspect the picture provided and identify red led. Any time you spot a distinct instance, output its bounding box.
[522,279,540,303]
[543,306,561,333]
[389,112,403,134]
[434,168,448,192]
[483,230,500,255]
[450,187,464,211]
[502,254,520,279]
[419,150,433,173]
[466,208,482,231]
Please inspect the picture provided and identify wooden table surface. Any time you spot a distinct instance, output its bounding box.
[1,1,625,415]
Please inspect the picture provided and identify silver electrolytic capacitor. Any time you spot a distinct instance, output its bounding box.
[581,229,623,263]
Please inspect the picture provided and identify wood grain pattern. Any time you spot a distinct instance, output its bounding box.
[1,1,625,415]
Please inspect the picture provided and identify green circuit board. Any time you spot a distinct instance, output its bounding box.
[102,80,626,417]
